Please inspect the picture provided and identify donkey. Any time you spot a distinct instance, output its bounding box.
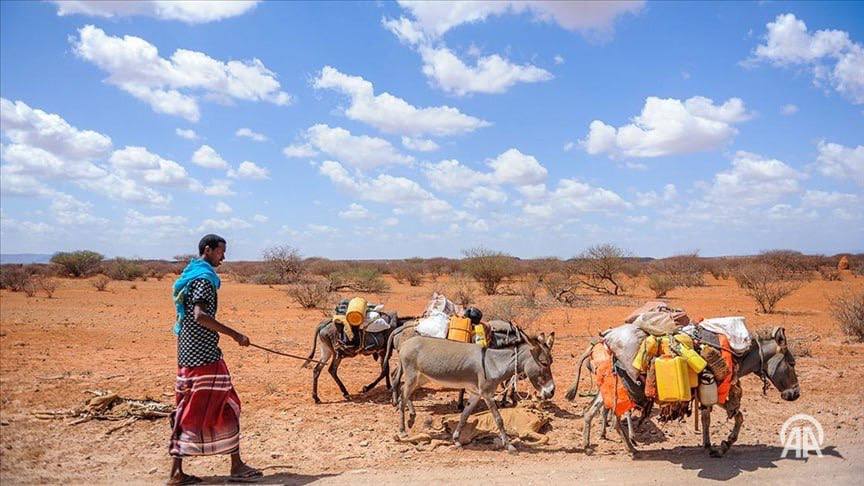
[302,314,410,403]
[566,327,799,456]
[394,331,555,453]
[700,327,799,457]
[381,320,523,410]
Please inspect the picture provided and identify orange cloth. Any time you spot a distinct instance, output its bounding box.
[716,334,735,404]
[592,344,635,417]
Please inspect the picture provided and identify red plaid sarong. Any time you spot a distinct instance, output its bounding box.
[169,359,241,457]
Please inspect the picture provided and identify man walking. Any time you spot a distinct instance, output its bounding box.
[168,234,261,485]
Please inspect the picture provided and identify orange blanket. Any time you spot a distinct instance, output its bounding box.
[716,334,736,404]
[592,344,635,417]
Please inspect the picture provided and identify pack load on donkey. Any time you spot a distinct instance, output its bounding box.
[333,297,392,351]
[565,300,782,455]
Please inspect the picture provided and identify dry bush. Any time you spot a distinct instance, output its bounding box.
[830,290,864,342]
[542,272,574,301]
[0,265,33,291]
[818,266,841,281]
[647,274,677,298]
[572,243,629,295]
[38,277,59,298]
[142,261,174,280]
[327,267,390,293]
[22,279,37,297]
[262,245,304,283]
[788,339,812,358]
[757,250,819,280]
[461,247,517,295]
[447,273,476,307]
[517,274,544,308]
[104,258,146,281]
[287,278,331,309]
[392,259,423,286]
[620,259,644,278]
[91,275,111,291]
[484,297,542,328]
[51,250,103,278]
[651,252,706,287]
[706,259,731,280]
[304,258,349,277]
[733,263,800,313]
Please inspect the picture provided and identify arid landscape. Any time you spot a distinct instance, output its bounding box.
[1,255,862,484]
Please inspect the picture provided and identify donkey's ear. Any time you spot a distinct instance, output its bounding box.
[772,327,787,346]
[536,332,546,344]
[546,332,555,349]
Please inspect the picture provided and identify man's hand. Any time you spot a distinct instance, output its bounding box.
[234,333,250,347]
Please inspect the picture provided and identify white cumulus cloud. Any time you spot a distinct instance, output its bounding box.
[235,127,267,142]
[815,140,864,186]
[176,128,198,140]
[71,25,291,122]
[191,145,229,169]
[228,160,270,180]
[750,13,864,105]
[313,66,489,135]
[704,151,805,207]
[297,124,413,170]
[418,45,552,96]
[53,1,259,24]
[581,96,752,158]
[401,136,440,152]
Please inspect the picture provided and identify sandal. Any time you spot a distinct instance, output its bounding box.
[167,474,202,486]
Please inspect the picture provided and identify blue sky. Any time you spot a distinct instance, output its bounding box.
[1,1,862,260]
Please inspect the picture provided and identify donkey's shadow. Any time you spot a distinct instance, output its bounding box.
[635,444,843,481]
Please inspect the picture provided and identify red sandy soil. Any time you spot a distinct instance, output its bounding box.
[1,273,862,484]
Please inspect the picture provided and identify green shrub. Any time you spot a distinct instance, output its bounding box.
[104,258,145,281]
[51,250,103,277]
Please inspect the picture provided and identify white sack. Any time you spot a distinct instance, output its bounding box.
[416,310,449,338]
[601,323,646,382]
[700,316,751,354]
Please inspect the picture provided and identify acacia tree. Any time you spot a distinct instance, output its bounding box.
[262,245,304,283]
[573,244,628,295]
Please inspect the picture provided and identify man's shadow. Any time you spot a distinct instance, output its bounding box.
[635,444,843,481]
[197,470,337,485]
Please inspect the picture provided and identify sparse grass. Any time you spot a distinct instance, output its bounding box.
[287,278,331,309]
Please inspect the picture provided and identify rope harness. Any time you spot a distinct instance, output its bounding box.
[251,343,327,366]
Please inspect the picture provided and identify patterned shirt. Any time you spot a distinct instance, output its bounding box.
[177,278,222,367]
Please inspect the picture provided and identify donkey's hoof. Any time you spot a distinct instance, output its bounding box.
[361,385,372,393]
[312,396,321,404]
[708,447,724,458]
[343,394,352,402]
[505,444,518,454]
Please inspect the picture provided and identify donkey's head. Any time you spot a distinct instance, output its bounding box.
[521,332,556,400]
[759,327,800,401]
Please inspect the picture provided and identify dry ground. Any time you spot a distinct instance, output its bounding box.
[1,272,862,484]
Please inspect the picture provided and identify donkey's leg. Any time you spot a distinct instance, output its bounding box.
[638,401,653,429]
[615,414,638,455]
[713,408,744,457]
[625,412,635,442]
[456,389,466,411]
[600,407,610,440]
[402,372,420,429]
[482,394,516,453]
[452,393,481,446]
[397,367,417,435]
[327,355,351,401]
[311,341,333,404]
[583,395,604,450]
[362,355,388,393]
[701,406,714,451]
[391,364,403,406]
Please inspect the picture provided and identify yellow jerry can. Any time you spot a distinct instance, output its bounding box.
[679,346,708,374]
[632,335,658,372]
[447,316,473,343]
[345,297,368,326]
[655,356,691,402]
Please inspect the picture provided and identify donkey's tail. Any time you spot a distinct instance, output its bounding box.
[565,343,595,401]
[301,320,330,369]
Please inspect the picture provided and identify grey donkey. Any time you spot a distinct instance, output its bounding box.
[394,331,555,453]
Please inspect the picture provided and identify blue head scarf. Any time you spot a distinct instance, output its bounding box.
[172,258,221,335]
